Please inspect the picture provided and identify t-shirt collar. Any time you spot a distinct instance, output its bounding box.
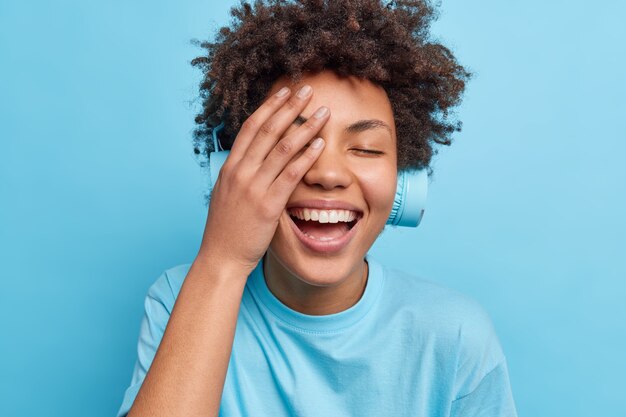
[247,253,385,333]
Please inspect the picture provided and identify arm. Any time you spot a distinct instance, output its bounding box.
[121,84,331,417]
[127,256,250,417]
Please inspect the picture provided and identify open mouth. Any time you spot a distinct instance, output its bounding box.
[287,209,362,241]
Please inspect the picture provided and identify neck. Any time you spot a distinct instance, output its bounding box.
[262,251,369,316]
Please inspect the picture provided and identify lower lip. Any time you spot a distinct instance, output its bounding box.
[286,212,361,254]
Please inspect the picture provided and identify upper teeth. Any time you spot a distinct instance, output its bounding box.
[289,208,358,223]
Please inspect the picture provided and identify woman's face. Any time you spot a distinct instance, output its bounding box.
[265,70,398,290]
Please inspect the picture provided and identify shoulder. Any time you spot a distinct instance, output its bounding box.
[379,262,496,332]
[375,261,508,396]
[144,263,193,313]
[377,260,505,366]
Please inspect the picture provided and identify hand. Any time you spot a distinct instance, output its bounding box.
[197,85,330,273]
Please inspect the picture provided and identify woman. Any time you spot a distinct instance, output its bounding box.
[117,1,517,416]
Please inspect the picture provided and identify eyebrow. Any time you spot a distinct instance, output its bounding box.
[294,115,392,136]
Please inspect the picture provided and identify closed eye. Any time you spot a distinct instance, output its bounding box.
[352,149,384,155]
[299,143,385,155]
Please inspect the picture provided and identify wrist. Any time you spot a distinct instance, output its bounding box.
[192,250,256,284]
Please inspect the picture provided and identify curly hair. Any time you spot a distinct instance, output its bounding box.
[191,0,470,172]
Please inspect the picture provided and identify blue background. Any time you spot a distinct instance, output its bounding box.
[1,1,624,416]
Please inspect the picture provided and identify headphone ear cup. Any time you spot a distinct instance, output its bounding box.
[387,169,428,228]
[208,150,230,193]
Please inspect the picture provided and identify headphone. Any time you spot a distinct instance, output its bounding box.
[208,122,428,228]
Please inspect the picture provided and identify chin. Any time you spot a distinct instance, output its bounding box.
[267,245,362,287]
[266,215,372,288]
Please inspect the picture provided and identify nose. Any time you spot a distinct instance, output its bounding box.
[302,144,353,191]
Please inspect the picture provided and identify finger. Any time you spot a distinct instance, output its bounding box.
[226,86,292,164]
[267,137,326,208]
[255,105,330,188]
[243,84,314,166]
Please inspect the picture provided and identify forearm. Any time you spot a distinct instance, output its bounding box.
[128,255,251,417]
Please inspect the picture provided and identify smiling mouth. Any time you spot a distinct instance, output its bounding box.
[287,212,360,241]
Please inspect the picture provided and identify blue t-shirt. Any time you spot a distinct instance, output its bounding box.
[117,255,517,417]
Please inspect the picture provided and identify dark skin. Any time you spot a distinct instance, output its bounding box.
[201,69,398,315]
[262,70,398,315]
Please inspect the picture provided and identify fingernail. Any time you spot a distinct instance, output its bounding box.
[311,138,324,149]
[297,85,312,99]
[276,86,290,97]
[313,106,329,119]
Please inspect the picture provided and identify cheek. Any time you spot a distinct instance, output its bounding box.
[358,165,397,212]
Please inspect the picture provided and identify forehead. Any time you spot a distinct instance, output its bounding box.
[267,70,395,132]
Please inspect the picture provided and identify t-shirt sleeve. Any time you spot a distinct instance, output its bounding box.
[116,271,175,417]
[449,299,518,417]
[450,360,517,417]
